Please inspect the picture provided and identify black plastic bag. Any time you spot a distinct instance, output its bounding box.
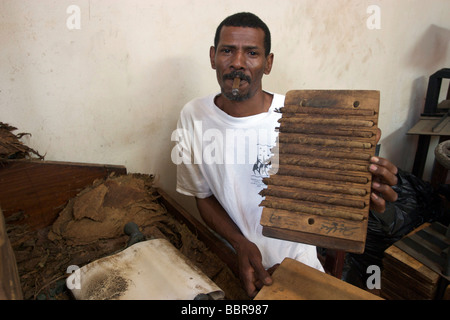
[343,168,448,286]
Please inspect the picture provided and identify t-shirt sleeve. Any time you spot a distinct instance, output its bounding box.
[174,110,213,199]
[176,163,212,199]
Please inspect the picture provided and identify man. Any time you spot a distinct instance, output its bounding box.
[174,12,398,298]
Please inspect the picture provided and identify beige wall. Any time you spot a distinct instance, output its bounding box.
[1,0,450,215]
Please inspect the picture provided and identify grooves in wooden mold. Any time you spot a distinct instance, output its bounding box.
[259,90,380,253]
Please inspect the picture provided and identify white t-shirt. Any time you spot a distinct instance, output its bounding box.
[174,92,324,271]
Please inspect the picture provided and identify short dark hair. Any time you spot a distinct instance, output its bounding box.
[214,12,271,57]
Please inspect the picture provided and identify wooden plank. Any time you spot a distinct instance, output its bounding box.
[443,284,450,300]
[261,208,367,242]
[262,223,366,253]
[254,258,382,300]
[0,208,23,300]
[0,159,126,230]
[407,117,450,136]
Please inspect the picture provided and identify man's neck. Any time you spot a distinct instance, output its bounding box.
[215,90,273,117]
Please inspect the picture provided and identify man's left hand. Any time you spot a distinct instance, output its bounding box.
[369,156,398,213]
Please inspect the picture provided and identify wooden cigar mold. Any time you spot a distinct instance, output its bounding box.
[260,90,380,253]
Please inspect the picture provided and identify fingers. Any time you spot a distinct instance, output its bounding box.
[267,263,280,276]
[371,180,398,203]
[369,156,398,185]
[237,242,273,298]
[240,263,271,298]
[241,260,273,298]
[240,265,258,298]
[369,156,398,212]
[253,261,273,288]
[370,190,387,213]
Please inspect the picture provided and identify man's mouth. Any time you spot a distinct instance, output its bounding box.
[223,71,251,84]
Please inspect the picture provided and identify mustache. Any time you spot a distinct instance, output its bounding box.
[223,71,251,83]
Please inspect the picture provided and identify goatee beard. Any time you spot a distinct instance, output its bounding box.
[222,71,251,101]
[223,90,250,102]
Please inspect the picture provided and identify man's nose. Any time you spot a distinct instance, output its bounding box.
[231,51,245,70]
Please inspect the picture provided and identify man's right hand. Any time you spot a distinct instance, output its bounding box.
[235,239,273,298]
[195,196,273,298]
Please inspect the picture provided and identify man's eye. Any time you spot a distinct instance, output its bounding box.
[249,51,257,56]
[222,49,231,53]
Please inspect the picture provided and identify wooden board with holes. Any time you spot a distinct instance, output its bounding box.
[260,90,380,253]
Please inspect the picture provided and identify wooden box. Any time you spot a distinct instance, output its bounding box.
[381,223,445,300]
[0,160,242,300]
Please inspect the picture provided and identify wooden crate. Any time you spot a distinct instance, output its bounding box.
[0,160,240,300]
[381,224,442,300]
[0,159,127,230]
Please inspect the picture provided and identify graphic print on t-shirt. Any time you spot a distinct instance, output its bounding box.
[251,143,273,188]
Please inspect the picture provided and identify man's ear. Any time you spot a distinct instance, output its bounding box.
[209,46,216,69]
[264,53,274,75]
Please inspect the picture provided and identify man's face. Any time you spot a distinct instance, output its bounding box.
[210,26,273,101]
